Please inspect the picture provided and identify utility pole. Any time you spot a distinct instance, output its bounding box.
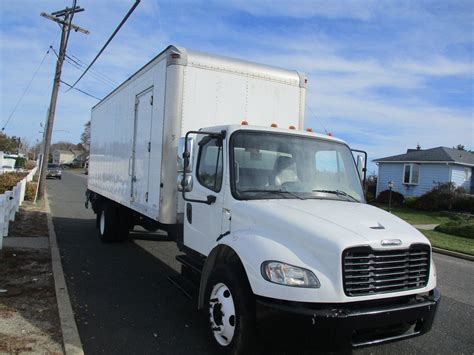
[37,3,89,200]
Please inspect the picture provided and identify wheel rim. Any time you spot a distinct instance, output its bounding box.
[209,282,236,346]
[99,211,105,235]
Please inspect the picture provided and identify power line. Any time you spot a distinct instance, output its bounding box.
[68,53,118,85]
[60,80,101,100]
[307,105,329,134]
[51,45,112,91]
[1,47,52,131]
[64,54,117,87]
[66,0,141,91]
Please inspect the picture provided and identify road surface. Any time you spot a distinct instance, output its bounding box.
[47,171,474,354]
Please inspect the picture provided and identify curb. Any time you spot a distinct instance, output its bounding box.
[44,193,84,355]
[432,247,474,262]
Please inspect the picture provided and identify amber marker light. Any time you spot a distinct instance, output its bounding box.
[271,123,278,128]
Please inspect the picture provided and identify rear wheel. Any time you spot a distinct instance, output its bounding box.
[206,266,255,354]
[97,202,130,242]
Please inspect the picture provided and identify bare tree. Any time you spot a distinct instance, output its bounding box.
[80,120,91,152]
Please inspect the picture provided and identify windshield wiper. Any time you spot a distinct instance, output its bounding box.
[239,189,305,200]
[312,189,359,202]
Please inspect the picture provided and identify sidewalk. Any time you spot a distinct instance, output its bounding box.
[412,224,439,230]
[0,201,63,353]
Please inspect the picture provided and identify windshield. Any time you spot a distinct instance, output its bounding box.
[231,131,364,202]
[48,164,59,169]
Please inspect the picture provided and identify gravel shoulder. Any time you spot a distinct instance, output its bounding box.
[0,202,63,354]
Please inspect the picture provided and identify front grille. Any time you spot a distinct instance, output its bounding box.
[342,244,430,297]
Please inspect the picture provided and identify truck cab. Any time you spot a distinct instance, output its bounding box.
[177,124,439,352]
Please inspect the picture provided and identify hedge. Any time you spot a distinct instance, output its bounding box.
[435,221,474,239]
[0,172,27,194]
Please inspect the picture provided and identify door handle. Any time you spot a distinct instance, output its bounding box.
[206,195,216,205]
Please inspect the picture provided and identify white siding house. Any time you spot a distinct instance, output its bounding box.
[52,150,75,165]
[374,147,474,197]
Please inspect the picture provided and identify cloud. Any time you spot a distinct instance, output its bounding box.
[227,0,378,20]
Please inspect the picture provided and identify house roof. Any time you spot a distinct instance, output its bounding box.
[374,147,474,166]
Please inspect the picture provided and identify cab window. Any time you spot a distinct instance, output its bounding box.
[197,137,223,192]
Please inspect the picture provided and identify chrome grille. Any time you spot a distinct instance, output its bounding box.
[342,244,430,297]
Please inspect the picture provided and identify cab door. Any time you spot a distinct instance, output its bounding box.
[183,135,225,256]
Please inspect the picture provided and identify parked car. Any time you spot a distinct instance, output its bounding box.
[47,163,62,179]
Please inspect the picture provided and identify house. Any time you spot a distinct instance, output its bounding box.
[52,150,75,165]
[374,147,474,197]
[0,151,16,173]
[71,149,87,168]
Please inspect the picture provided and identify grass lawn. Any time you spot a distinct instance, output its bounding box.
[372,204,455,225]
[420,230,474,256]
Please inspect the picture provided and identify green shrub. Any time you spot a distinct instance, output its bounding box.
[435,221,474,239]
[25,182,37,201]
[0,172,27,194]
[365,190,375,202]
[414,182,465,211]
[14,157,27,169]
[376,189,404,205]
[404,196,418,208]
[452,196,474,214]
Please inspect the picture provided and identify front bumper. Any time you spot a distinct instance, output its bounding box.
[256,288,440,350]
[47,172,61,178]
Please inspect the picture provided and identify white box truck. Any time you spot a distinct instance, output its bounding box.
[86,45,439,353]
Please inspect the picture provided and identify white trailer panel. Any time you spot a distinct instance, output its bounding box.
[88,45,306,223]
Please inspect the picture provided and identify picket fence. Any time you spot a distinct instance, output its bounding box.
[0,167,37,250]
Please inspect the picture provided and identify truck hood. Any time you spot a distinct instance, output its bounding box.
[231,199,429,250]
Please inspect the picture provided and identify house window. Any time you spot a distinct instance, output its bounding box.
[403,164,420,185]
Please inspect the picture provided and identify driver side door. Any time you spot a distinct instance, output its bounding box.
[183,135,225,256]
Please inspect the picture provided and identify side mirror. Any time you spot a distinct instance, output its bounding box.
[356,155,365,181]
[177,175,193,192]
[177,137,194,173]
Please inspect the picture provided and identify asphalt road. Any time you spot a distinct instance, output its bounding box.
[47,171,474,354]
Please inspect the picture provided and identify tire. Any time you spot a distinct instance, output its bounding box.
[97,202,130,242]
[205,266,256,355]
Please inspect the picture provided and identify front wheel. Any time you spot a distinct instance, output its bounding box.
[206,266,255,354]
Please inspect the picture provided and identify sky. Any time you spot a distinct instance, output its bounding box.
[0,0,473,173]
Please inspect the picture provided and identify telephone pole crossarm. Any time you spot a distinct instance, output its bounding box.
[40,12,90,34]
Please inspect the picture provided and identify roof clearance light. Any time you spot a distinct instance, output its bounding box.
[241,120,249,125]
[289,125,296,130]
[327,132,333,136]
[271,123,278,128]
[306,128,313,132]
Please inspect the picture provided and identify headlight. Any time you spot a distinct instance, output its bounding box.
[261,261,320,288]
